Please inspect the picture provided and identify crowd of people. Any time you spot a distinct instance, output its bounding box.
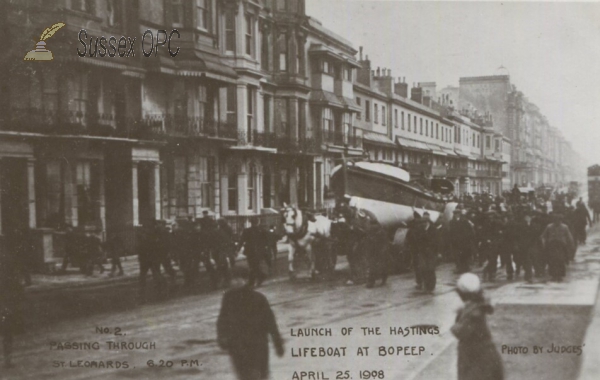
[55,211,283,302]
[425,190,592,289]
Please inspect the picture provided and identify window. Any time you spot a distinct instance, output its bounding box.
[247,87,254,142]
[264,95,271,132]
[199,156,214,208]
[279,98,289,135]
[420,118,423,135]
[322,59,334,75]
[173,156,188,216]
[425,120,428,137]
[486,136,491,148]
[228,169,238,212]
[495,139,500,152]
[198,85,207,123]
[356,97,362,119]
[42,71,58,112]
[382,106,386,126]
[247,165,255,210]
[245,14,254,56]
[394,109,398,128]
[323,108,333,140]
[472,132,476,147]
[407,113,411,131]
[107,0,121,27]
[196,0,209,30]
[477,135,480,148]
[345,67,352,81]
[278,33,287,71]
[225,11,236,52]
[414,116,417,133]
[436,123,439,139]
[343,113,351,143]
[172,0,184,27]
[76,161,100,227]
[401,111,405,130]
[71,0,94,13]
[226,85,236,124]
[374,104,379,124]
[365,100,371,121]
[261,31,269,70]
[68,72,88,115]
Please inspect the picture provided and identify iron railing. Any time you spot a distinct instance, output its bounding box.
[1,107,237,141]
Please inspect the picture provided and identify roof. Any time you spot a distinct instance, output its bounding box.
[396,137,432,152]
[309,90,344,108]
[363,131,395,147]
[307,17,355,51]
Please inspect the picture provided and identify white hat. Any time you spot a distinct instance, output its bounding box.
[457,273,481,293]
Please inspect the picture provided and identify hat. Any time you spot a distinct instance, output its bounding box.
[457,273,481,294]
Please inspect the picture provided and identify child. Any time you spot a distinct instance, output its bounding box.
[451,273,504,380]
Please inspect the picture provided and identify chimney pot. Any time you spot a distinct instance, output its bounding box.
[359,46,363,60]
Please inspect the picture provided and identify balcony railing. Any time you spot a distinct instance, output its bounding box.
[447,168,478,177]
[140,114,237,140]
[321,129,363,149]
[476,169,502,178]
[403,163,432,176]
[0,108,237,141]
[447,167,468,177]
[239,130,319,154]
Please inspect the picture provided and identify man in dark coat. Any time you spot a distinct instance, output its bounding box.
[449,209,475,274]
[357,211,390,289]
[531,210,550,277]
[217,283,284,380]
[481,211,502,282]
[573,202,592,246]
[155,221,176,283]
[515,212,536,282]
[265,225,280,274]
[240,218,267,287]
[0,253,25,368]
[541,213,574,282]
[138,222,166,301]
[413,212,438,292]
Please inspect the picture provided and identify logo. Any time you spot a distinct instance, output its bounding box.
[23,22,65,61]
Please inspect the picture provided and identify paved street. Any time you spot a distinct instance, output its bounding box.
[2,226,600,380]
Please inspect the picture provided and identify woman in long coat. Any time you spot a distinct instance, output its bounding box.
[451,273,503,380]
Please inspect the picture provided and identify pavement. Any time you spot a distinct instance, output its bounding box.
[578,233,600,380]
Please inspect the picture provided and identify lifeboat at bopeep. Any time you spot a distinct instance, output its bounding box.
[330,161,457,231]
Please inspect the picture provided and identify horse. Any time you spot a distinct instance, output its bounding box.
[281,205,332,280]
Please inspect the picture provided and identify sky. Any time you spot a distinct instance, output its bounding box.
[305,0,600,166]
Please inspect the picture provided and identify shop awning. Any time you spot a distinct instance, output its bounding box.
[363,131,396,147]
[396,137,432,153]
[454,150,469,158]
[427,143,447,156]
[441,147,458,157]
[174,51,238,83]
